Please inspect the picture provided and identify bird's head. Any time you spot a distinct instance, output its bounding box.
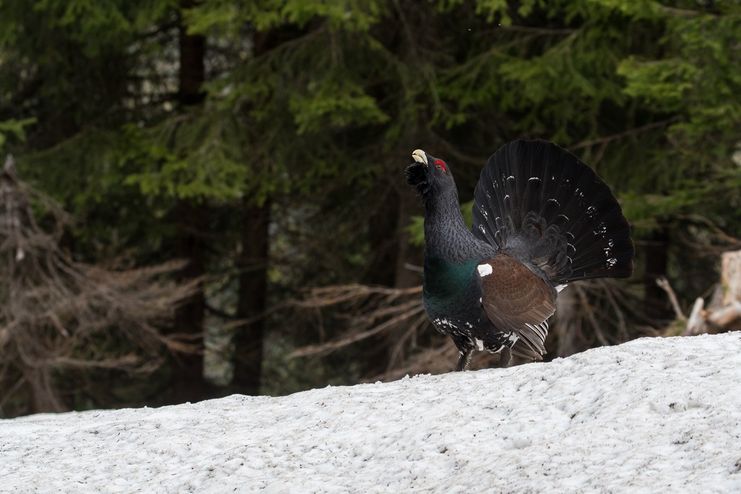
[405,149,455,198]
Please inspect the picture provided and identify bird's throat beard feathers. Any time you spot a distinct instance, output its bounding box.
[405,163,430,197]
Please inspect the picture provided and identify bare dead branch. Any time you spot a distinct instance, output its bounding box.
[656,277,686,321]
[684,298,706,336]
[572,118,679,150]
[290,300,424,358]
[0,160,196,415]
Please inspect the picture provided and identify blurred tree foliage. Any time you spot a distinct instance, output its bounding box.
[0,0,738,413]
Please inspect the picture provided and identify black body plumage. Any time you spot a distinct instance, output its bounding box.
[406,140,634,370]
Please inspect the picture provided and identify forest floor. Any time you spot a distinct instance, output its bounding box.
[2,333,741,493]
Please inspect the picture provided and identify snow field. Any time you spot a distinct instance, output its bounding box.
[2,333,740,493]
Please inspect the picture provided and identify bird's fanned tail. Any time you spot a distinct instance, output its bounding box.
[472,139,634,285]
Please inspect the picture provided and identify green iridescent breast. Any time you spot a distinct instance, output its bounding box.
[423,257,478,311]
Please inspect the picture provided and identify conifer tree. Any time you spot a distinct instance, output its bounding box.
[0,0,738,407]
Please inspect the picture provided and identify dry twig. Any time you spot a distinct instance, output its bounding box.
[656,277,686,321]
[0,157,196,416]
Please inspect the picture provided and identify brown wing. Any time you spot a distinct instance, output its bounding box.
[477,253,557,361]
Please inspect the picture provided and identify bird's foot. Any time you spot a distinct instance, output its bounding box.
[455,349,472,371]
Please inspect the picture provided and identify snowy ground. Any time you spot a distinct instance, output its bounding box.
[2,333,741,493]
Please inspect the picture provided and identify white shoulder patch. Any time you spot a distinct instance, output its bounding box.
[477,263,493,277]
[556,284,568,293]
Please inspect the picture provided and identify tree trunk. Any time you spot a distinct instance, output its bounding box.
[394,187,422,289]
[363,184,401,286]
[27,369,64,414]
[357,183,423,375]
[553,285,580,358]
[169,200,212,403]
[644,227,672,321]
[178,1,205,106]
[356,183,404,374]
[228,28,306,395]
[167,3,210,403]
[232,201,270,395]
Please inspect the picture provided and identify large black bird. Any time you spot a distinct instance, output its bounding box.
[406,140,633,371]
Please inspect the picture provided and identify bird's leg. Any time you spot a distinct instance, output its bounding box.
[455,349,472,371]
[498,347,512,368]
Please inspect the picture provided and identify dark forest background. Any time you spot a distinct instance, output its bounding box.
[0,0,739,417]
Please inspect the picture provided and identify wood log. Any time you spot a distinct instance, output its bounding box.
[708,301,741,329]
[721,250,741,306]
[665,250,740,336]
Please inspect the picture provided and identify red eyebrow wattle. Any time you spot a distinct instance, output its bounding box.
[434,159,447,170]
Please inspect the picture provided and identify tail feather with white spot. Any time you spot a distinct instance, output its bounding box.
[472,139,634,284]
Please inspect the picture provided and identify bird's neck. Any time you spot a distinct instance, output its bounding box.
[423,187,472,261]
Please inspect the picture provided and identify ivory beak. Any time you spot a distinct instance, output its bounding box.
[411,149,428,166]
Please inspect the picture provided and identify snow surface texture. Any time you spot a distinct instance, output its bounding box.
[2,333,741,493]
